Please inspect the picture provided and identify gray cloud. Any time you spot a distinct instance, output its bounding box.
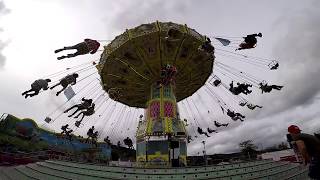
[256,0,320,117]
[0,0,10,68]
[106,0,191,34]
[187,99,320,155]
[101,0,320,154]
[175,1,320,155]
[0,41,7,68]
[0,1,10,15]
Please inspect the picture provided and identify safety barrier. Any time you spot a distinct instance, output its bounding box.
[0,160,309,180]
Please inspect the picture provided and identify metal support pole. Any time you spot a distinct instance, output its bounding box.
[202,141,207,166]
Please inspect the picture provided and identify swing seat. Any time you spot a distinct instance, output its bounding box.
[213,79,221,86]
[44,117,52,123]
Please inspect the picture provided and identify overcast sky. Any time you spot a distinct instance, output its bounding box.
[0,0,319,155]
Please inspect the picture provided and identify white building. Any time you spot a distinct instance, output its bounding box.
[259,149,298,162]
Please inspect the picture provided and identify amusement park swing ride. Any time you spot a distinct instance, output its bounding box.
[23,21,282,167]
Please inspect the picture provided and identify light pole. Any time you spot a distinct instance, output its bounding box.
[258,143,264,151]
[202,141,207,166]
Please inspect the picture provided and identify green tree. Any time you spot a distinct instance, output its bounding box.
[239,140,258,159]
[278,142,289,150]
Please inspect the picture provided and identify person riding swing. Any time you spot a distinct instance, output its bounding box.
[74,103,95,127]
[55,39,100,60]
[197,127,210,137]
[236,33,262,51]
[227,109,245,122]
[64,98,93,117]
[65,129,73,141]
[199,37,215,59]
[85,126,95,143]
[123,137,133,149]
[61,124,70,134]
[247,104,263,110]
[236,82,252,95]
[207,127,217,133]
[229,81,241,95]
[259,82,283,94]
[50,73,79,96]
[214,121,229,127]
[157,64,177,87]
[22,79,51,98]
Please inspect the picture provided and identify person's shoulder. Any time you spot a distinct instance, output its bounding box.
[300,133,314,137]
[296,133,317,140]
[291,133,304,141]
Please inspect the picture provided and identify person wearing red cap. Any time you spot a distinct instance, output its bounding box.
[288,125,320,179]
